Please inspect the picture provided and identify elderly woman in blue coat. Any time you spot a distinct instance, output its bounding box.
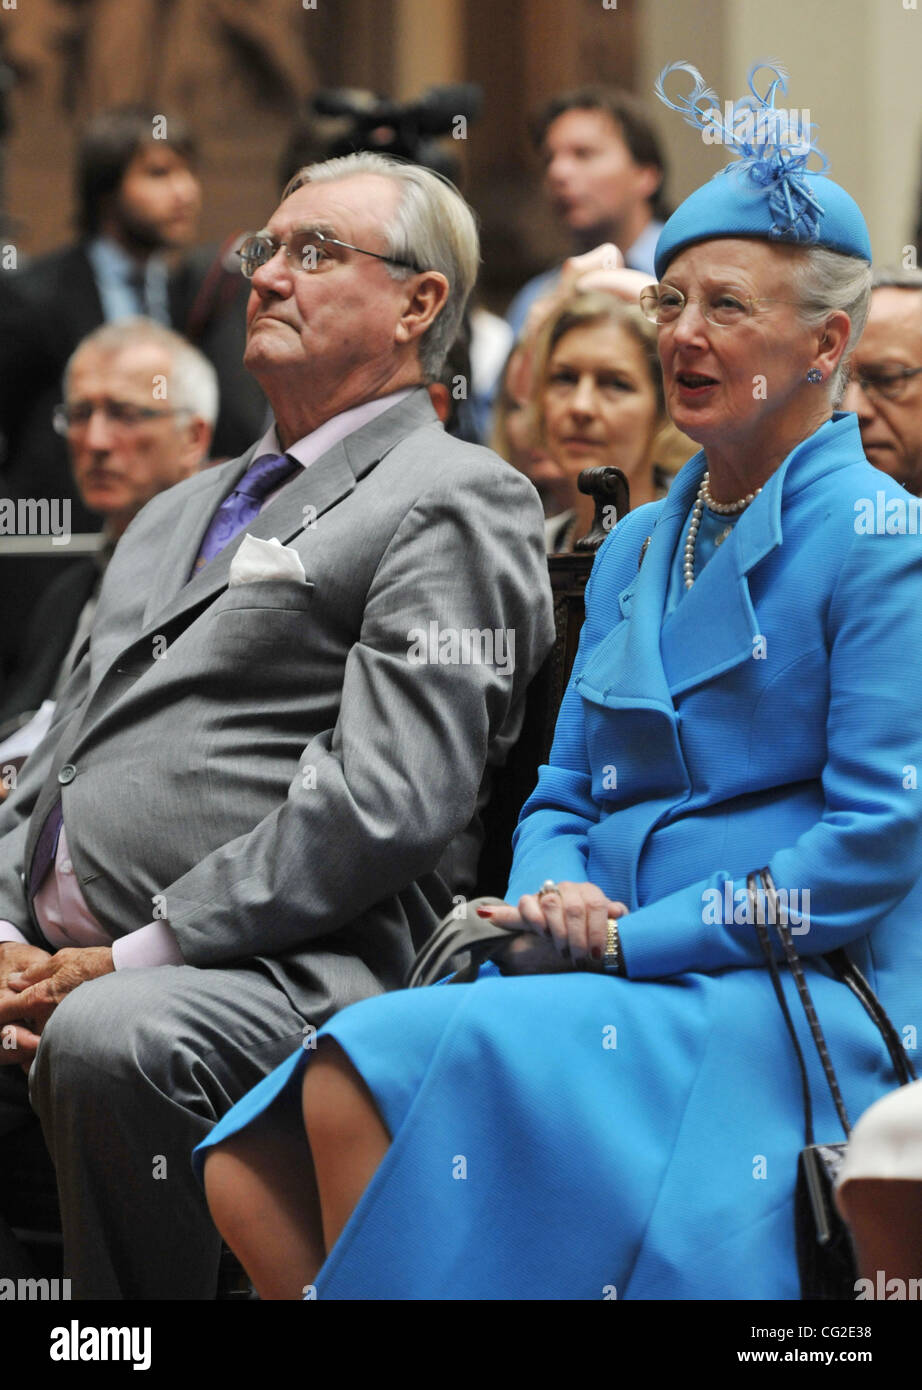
[196,66,922,1300]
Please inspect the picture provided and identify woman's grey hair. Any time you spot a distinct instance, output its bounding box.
[791,247,872,405]
[282,151,480,381]
[64,317,220,426]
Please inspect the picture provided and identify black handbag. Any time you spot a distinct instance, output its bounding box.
[747,868,916,1300]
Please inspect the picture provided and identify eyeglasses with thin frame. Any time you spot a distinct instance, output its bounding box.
[237,228,420,279]
[639,283,801,328]
[53,401,191,435]
[848,364,922,402]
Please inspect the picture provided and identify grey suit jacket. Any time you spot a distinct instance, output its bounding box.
[0,390,553,1015]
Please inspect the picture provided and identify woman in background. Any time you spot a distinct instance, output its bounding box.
[526,292,692,550]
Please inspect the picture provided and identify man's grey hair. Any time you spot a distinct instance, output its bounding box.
[282,151,480,381]
[791,247,873,406]
[64,317,220,426]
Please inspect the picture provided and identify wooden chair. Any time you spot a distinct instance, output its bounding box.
[475,466,629,895]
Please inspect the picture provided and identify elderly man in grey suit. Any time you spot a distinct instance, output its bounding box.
[0,152,554,1299]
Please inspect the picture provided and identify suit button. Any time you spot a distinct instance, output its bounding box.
[58,764,76,784]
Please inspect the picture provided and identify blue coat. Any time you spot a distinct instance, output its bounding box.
[509,413,922,1041]
[197,414,922,1299]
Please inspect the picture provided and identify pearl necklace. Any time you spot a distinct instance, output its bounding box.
[683,471,762,589]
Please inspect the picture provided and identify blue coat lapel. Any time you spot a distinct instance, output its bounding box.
[577,457,702,716]
[577,421,849,710]
[660,461,784,696]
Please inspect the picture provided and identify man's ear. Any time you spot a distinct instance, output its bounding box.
[395,271,450,347]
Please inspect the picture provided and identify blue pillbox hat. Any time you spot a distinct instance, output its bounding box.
[652,62,872,280]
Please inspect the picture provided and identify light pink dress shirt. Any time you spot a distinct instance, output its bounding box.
[0,388,416,968]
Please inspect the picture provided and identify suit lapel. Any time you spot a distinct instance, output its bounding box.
[578,448,787,710]
[141,446,258,626]
[140,441,358,639]
[81,388,439,714]
[577,460,702,715]
[660,468,784,696]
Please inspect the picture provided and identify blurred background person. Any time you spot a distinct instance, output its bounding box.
[490,344,571,523]
[522,292,693,550]
[505,87,668,340]
[0,107,203,530]
[0,106,263,691]
[0,318,216,788]
[843,268,922,497]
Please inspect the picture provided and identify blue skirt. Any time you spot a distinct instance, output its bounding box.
[194,962,895,1300]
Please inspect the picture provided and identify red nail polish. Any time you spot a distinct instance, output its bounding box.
[475,907,495,917]
[591,945,602,960]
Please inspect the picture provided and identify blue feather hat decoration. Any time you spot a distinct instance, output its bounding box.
[652,61,871,279]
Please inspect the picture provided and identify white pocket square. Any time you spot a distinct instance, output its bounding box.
[228,534,307,586]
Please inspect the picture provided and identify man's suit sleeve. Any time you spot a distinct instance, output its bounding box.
[156,458,555,966]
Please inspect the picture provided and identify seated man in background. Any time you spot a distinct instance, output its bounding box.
[843,267,922,496]
[0,151,553,1299]
[0,318,217,782]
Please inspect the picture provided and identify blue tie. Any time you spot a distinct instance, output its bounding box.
[191,452,301,575]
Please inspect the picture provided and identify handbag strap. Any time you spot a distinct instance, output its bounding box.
[748,871,816,1146]
[758,869,852,1136]
[823,949,917,1086]
[754,866,920,1139]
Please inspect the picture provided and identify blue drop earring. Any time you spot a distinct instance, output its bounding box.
[806,367,823,384]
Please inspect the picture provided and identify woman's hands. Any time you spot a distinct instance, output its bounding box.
[479,882,628,976]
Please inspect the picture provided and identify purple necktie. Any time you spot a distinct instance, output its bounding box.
[191,452,301,576]
[28,798,64,902]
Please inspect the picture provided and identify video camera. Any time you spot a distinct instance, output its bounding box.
[309,83,483,179]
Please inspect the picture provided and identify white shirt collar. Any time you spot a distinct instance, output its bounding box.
[254,388,418,470]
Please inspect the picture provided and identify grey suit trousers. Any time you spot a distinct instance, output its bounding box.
[0,962,348,1298]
